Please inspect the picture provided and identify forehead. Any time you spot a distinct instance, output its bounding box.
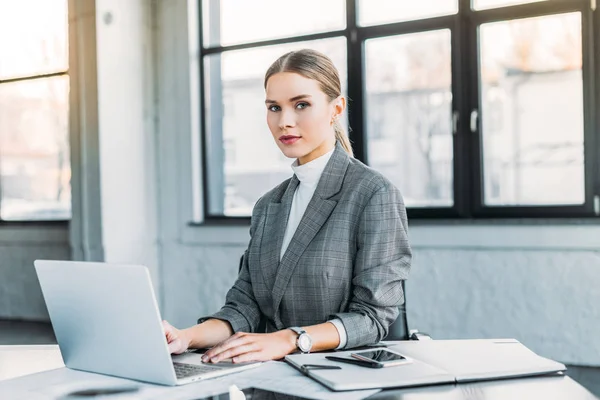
[265,72,324,100]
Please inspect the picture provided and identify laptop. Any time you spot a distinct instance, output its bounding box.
[34,260,261,386]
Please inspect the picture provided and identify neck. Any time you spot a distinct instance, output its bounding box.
[297,138,336,165]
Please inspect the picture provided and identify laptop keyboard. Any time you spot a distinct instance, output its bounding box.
[173,362,223,379]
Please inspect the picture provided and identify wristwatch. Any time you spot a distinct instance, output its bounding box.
[290,327,313,353]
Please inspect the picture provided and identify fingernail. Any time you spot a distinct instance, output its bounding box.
[201,356,208,362]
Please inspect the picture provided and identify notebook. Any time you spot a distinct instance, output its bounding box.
[391,338,566,383]
[284,339,566,391]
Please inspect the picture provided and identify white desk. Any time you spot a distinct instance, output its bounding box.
[0,345,597,400]
[0,345,64,381]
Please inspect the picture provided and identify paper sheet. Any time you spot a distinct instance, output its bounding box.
[0,361,379,400]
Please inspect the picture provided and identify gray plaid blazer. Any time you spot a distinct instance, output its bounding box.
[199,142,412,348]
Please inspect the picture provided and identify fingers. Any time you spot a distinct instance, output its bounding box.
[162,320,174,338]
[208,343,259,363]
[164,328,177,344]
[203,333,252,362]
[162,320,181,352]
[232,351,264,363]
[203,332,246,359]
[168,339,180,354]
[203,334,247,361]
[161,320,190,355]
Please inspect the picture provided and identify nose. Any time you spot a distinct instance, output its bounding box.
[279,108,296,130]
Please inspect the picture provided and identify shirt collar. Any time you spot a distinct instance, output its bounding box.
[291,147,335,186]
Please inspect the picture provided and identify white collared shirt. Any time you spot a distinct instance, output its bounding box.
[280,148,334,260]
[280,147,347,349]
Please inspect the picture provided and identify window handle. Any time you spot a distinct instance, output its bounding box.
[470,109,479,133]
[452,111,459,135]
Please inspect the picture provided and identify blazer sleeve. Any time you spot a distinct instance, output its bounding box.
[197,210,263,333]
[330,184,412,348]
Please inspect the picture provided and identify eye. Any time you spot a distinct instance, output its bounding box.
[268,104,281,112]
[296,102,310,110]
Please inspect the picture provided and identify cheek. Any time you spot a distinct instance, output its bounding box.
[298,108,329,131]
[266,113,278,134]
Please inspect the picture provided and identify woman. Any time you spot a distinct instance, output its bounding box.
[163,49,411,364]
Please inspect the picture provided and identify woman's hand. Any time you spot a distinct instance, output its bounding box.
[162,320,191,354]
[202,330,297,364]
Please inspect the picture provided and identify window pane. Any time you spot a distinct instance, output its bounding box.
[202,0,345,48]
[358,0,457,27]
[0,0,68,79]
[480,13,584,206]
[365,30,453,208]
[0,76,71,220]
[473,0,547,10]
[204,38,347,216]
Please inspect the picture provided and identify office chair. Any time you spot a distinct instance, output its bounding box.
[385,280,430,341]
[238,255,429,341]
[384,280,410,341]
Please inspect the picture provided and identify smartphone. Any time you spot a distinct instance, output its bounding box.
[324,354,384,368]
[350,349,412,368]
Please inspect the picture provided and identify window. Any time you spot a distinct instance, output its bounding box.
[199,0,599,220]
[365,30,454,208]
[474,0,548,10]
[0,0,70,222]
[480,13,584,206]
[358,0,458,26]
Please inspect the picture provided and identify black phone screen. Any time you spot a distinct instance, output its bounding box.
[353,349,407,363]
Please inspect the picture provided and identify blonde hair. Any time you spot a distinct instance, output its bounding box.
[264,49,354,157]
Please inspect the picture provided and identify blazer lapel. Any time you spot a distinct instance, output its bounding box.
[260,176,299,290]
[271,143,350,324]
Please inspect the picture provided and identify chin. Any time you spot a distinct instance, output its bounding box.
[278,145,309,160]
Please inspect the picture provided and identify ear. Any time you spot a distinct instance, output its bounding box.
[331,96,346,121]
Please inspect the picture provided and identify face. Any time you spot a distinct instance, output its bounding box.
[265,72,345,165]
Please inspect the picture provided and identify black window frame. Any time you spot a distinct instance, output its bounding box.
[197,0,600,223]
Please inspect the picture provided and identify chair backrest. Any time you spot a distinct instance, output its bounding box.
[384,280,409,341]
[238,255,409,339]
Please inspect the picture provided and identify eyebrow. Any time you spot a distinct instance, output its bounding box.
[265,94,312,104]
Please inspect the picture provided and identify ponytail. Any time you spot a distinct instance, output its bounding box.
[333,120,354,157]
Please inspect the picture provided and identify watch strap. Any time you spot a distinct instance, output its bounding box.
[290,326,306,336]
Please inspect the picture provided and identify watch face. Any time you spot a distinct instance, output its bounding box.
[298,334,312,352]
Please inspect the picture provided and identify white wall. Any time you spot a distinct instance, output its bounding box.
[94,0,160,286]
[153,0,600,368]
[68,0,160,293]
[409,243,600,366]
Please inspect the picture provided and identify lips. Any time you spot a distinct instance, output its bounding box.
[279,135,301,145]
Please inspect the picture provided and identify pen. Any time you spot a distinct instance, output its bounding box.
[299,363,342,376]
[64,386,140,397]
[302,364,342,370]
